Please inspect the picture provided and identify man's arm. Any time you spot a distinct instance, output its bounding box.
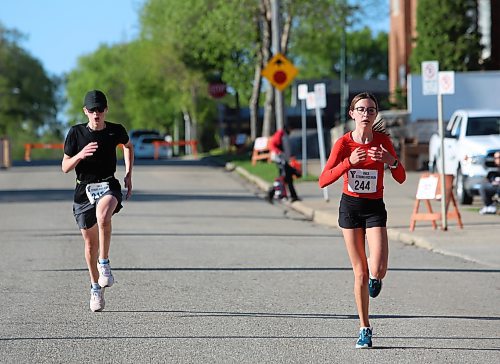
[61,142,98,173]
[122,140,134,199]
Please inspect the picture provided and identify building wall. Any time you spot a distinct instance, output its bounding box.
[490,0,500,68]
[389,0,417,100]
[389,0,499,100]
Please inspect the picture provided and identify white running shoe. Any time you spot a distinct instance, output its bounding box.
[90,288,105,312]
[479,205,497,215]
[98,263,114,288]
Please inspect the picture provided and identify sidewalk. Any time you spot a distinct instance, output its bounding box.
[231,161,500,268]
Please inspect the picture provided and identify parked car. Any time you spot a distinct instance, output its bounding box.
[134,134,172,159]
[129,129,161,146]
[428,109,500,204]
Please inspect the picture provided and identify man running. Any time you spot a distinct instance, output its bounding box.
[62,90,134,312]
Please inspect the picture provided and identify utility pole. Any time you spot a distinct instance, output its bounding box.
[271,0,285,130]
[339,0,347,132]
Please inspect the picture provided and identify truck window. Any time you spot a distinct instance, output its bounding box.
[450,116,462,138]
[466,117,500,136]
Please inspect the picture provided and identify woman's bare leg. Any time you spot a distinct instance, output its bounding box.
[342,227,370,328]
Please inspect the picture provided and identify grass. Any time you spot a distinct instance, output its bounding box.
[206,148,318,184]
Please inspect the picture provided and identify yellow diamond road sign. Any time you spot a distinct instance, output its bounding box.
[261,53,298,91]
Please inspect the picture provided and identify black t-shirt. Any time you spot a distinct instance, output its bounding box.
[64,122,129,202]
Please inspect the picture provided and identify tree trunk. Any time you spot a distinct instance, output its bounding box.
[234,90,241,134]
[249,1,266,141]
[190,85,198,143]
[281,7,292,54]
[249,58,262,141]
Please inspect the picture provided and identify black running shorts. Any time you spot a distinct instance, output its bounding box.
[73,189,123,229]
[338,193,387,229]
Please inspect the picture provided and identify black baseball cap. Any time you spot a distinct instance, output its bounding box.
[84,90,107,110]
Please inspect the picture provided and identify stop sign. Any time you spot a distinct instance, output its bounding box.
[208,83,227,99]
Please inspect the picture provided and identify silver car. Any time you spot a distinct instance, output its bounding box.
[134,134,172,159]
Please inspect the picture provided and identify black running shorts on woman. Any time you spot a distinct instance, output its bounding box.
[338,193,387,229]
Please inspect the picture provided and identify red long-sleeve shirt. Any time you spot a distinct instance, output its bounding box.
[269,129,285,154]
[319,132,406,199]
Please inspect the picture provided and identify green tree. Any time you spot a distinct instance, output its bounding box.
[65,43,130,127]
[66,0,389,150]
[409,0,482,72]
[66,37,216,150]
[0,24,59,158]
[291,26,387,80]
[139,0,235,146]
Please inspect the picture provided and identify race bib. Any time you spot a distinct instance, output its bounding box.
[347,169,378,194]
[85,182,110,204]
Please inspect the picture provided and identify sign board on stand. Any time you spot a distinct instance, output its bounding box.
[410,173,463,231]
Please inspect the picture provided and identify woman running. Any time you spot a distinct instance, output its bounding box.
[319,92,406,348]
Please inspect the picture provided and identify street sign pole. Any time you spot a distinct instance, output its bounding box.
[301,99,307,177]
[437,70,455,231]
[340,12,347,133]
[298,84,308,177]
[437,91,447,230]
[313,83,328,202]
[421,60,447,228]
[315,104,328,202]
[271,0,284,131]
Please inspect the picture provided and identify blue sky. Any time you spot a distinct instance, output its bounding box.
[0,0,145,75]
[1,0,389,77]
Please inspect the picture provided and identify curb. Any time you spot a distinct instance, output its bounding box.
[227,163,271,192]
[228,161,418,236]
[227,163,498,267]
[227,162,338,229]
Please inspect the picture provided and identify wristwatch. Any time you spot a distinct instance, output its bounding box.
[389,159,399,169]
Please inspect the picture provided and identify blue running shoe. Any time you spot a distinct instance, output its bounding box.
[368,278,382,298]
[355,327,373,349]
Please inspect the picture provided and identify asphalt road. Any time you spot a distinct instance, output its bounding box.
[1,159,499,363]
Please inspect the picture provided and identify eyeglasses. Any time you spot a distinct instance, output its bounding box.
[354,106,377,115]
[87,106,106,113]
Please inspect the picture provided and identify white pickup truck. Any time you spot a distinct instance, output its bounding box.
[428,109,500,205]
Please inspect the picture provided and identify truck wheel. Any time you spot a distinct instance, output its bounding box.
[456,168,473,205]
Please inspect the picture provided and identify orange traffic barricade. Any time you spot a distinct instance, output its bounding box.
[152,140,198,160]
[24,143,64,162]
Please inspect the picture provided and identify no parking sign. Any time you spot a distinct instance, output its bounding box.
[422,61,439,95]
[439,71,455,95]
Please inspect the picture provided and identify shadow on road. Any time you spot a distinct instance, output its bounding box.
[0,189,259,203]
[40,266,500,273]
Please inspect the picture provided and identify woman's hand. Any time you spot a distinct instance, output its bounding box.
[349,147,367,165]
[368,144,396,165]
